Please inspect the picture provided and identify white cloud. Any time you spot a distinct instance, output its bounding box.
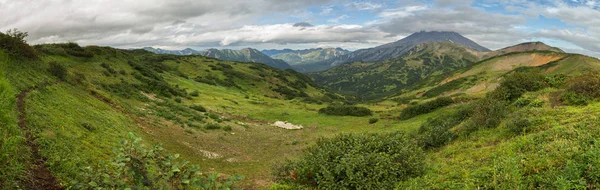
[327,15,350,23]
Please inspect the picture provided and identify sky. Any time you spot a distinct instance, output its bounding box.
[1,0,600,57]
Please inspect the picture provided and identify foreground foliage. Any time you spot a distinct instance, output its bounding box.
[75,133,241,189]
[273,132,424,189]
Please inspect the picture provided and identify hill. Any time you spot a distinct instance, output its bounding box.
[483,42,564,59]
[198,48,292,70]
[311,42,481,100]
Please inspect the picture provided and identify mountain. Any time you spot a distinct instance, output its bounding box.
[310,42,481,100]
[142,47,200,55]
[320,31,489,69]
[198,48,292,70]
[482,42,564,59]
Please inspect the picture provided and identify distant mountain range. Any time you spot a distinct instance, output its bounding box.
[198,48,292,70]
[142,47,200,55]
[293,31,491,72]
[142,47,292,70]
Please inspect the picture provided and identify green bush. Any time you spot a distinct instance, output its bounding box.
[318,105,372,116]
[205,123,221,130]
[488,71,546,101]
[399,97,454,120]
[190,90,200,97]
[560,74,600,105]
[506,116,531,135]
[223,125,232,132]
[272,132,424,189]
[469,98,508,129]
[368,118,379,124]
[0,29,37,59]
[74,133,241,189]
[190,105,206,112]
[417,117,456,149]
[48,61,67,80]
[561,91,588,106]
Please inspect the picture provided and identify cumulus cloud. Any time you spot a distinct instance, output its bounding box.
[0,0,599,57]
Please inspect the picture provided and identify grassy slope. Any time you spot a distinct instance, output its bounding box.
[399,89,600,189]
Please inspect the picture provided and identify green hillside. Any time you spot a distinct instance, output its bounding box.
[311,42,480,100]
[3,30,600,190]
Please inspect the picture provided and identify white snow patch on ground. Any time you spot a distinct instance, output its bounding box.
[272,121,303,129]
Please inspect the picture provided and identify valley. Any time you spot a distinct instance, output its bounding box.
[1,29,600,189]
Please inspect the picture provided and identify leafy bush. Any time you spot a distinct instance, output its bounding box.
[318,105,372,116]
[272,132,424,189]
[48,61,67,80]
[205,123,221,130]
[223,125,232,132]
[469,98,507,129]
[74,133,241,189]
[560,74,600,105]
[190,105,206,112]
[561,91,588,106]
[506,115,531,135]
[0,29,37,58]
[368,118,379,124]
[190,91,200,97]
[417,117,456,149]
[488,71,546,101]
[399,97,454,120]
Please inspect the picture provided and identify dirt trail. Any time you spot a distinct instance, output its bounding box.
[17,82,64,190]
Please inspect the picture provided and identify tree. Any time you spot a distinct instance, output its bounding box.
[5,28,28,43]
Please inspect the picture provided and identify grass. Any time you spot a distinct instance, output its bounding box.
[0,52,26,188]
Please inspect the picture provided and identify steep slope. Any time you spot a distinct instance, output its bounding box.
[199,48,292,69]
[397,50,600,100]
[142,47,200,55]
[268,48,350,65]
[324,31,489,68]
[483,42,564,59]
[311,42,480,100]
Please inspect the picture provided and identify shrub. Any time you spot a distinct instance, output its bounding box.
[417,117,456,149]
[272,132,424,189]
[0,29,37,59]
[368,118,379,124]
[174,97,182,103]
[190,105,206,112]
[48,61,67,80]
[560,74,600,105]
[470,98,507,129]
[399,97,454,120]
[205,123,221,130]
[513,98,532,107]
[223,125,232,132]
[560,91,589,106]
[506,116,531,135]
[488,71,546,101]
[190,90,200,97]
[318,105,372,116]
[74,133,241,189]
